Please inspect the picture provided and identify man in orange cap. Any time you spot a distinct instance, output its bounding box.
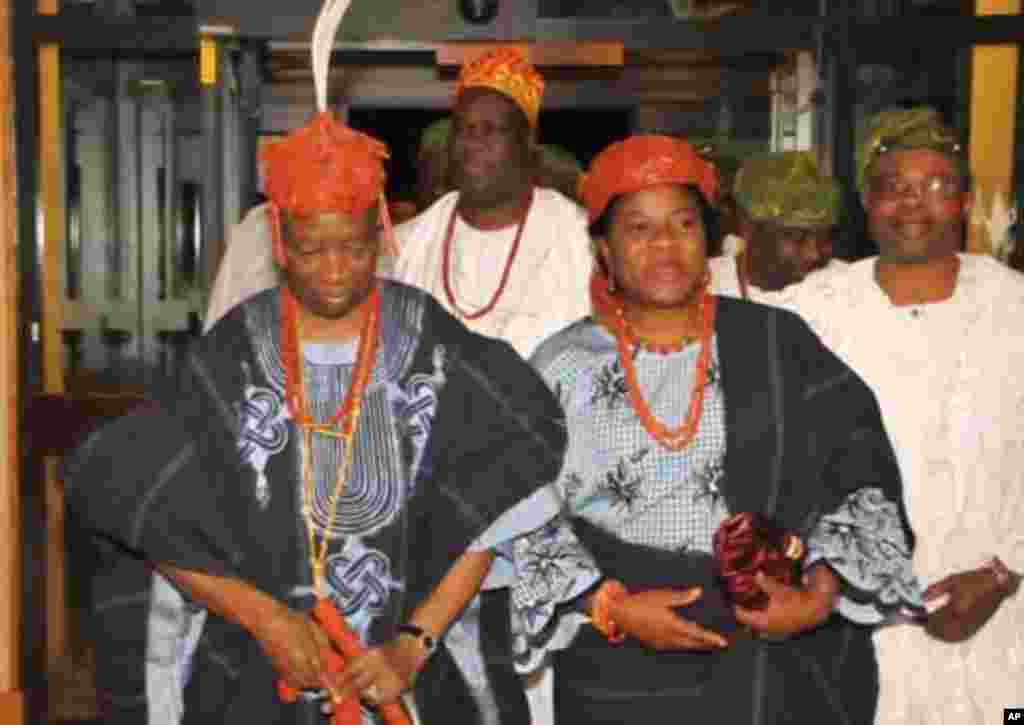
[70,110,568,725]
[206,47,592,361]
[394,47,591,359]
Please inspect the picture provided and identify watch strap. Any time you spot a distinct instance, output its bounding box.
[397,624,437,654]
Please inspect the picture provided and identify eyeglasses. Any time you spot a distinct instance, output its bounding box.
[870,175,963,202]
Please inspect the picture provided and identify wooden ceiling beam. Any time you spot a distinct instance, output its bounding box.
[435,41,624,67]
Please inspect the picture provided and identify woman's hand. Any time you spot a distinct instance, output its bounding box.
[923,562,1019,643]
[331,637,429,705]
[608,587,728,651]
[734,566,838,639]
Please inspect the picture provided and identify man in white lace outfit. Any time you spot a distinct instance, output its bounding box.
[748,107,1023,724]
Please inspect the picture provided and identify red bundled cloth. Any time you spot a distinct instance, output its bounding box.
[713,512,806,610]
[277,598,410,725]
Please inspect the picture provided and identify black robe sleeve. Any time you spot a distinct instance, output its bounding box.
[65,341,253,582]
[406,331,568,605]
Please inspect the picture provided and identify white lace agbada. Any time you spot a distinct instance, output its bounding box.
[755,254,1024,725]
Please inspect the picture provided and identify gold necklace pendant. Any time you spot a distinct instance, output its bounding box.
[289,293,378,600]
[312,559,326,597]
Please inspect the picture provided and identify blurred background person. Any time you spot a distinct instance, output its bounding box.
[711,150,842,300]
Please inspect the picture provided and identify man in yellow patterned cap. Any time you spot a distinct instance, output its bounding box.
[710,150,843,299]
[392,46,592,360]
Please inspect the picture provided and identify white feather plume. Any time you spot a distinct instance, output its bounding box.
[312,0,352,113]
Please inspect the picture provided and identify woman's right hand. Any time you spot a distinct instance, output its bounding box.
[608,587,728,651]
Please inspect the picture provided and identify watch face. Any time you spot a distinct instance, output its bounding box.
[400,625,437,654]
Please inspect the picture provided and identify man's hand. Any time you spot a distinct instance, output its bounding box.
[734,566,838,639]
[923,563,1018,643]
[253,604,336,694]
[607,588,728,651]
[157,566,344,697]
[331,637,428,705]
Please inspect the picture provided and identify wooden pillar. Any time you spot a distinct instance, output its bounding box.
[0,0,24,720]
[967,0,1021,254]
[36,0,77,717]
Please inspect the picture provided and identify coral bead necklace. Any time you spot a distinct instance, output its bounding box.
[608,289,717,451]
[441,189,533,320]
[280,286,381,595]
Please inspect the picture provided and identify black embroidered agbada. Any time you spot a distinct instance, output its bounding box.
[68,281,566,725]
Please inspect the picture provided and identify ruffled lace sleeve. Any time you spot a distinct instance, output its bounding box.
[509,517,601,673]
[805,487,925,624]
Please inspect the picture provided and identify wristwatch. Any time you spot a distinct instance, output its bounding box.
[397,624,438,655]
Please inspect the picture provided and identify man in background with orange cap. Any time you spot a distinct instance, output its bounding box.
[393,47,591,359]
[69,111,568,725]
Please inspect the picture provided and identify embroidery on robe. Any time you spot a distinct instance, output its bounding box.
[236,363,289,509]
[590,359,628,409]
[692,457,725,509]
[325,537,404,638]
[310,385,406,538]
[598,448,649,512]
[395,344,447,489]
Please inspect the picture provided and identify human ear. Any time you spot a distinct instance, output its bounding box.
[596,236,612,270]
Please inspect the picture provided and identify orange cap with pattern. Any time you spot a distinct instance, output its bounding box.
[579,135,720,223]
[260,111,389,217]
[455,47,544,127]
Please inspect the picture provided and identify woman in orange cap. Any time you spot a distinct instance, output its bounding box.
[508,135,924,723]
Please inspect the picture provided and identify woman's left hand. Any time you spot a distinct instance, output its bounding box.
[734,566,839,639]
[329,637,428,706]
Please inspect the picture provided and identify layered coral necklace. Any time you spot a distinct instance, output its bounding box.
[280,286,381,596]
[441,189,533,320]
[608,289,718,451]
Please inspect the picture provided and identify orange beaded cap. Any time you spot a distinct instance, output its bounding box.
[260,111,389,217]
[579,135,720,223]
[455,47,545,128]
